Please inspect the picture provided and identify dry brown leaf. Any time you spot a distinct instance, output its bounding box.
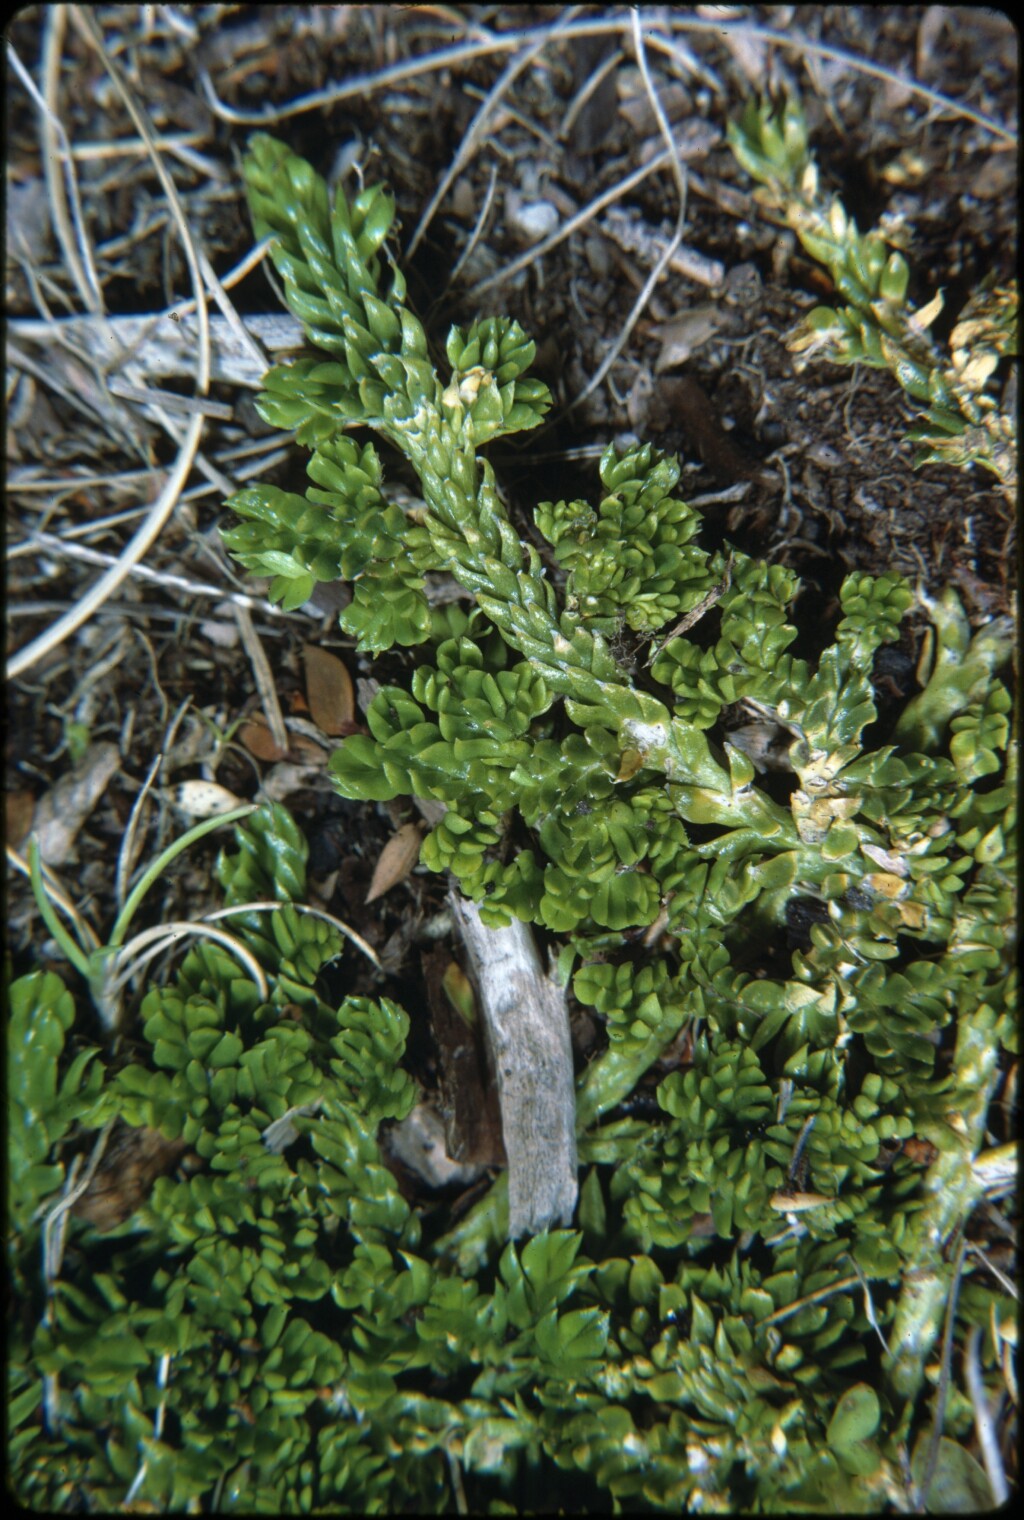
[302,644,354,736]
[239,714,289,762]
[5,789,37,849]
[288,731,331,763]
[366,821,422,902]
[239,713,327,764]
[30,741,120,866]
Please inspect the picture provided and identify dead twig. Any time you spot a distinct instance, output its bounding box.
[8,530,310,621]
[449,889,578,1238]
[233,605,288,755]
[599,204,724,289]
[9,313,302,388]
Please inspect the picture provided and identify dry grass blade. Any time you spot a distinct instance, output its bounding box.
[5,415,205,682]
[7,530,305,620]
[447,162,499,289]
[964,1324,1010,1506]
[192,12,1014,140]
[561,43,625,141]
[116,747,166,912]
[203,901,382,971]
[70,9,211,391]
[566,10,690,411]
[105,920,270,1007]
[39,11,103,312]
[195,18,623,127]
[465,128,716,300]
[6,843,102,957]
[234,606,288,753]
[7,9,215,680]
[196,245,270,376]
[662,16,1016,144]
[106,379,235,420]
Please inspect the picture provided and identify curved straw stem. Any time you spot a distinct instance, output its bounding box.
[7,7,212,681]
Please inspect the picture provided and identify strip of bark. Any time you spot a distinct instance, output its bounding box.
[10,313,304,388]
[448,887,578,1237]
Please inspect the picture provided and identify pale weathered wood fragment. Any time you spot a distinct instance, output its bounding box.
[10,312,305,389]
[449,889,578,1237]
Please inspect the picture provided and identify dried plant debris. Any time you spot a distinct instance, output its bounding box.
[300,643,355,737]
[29,741,121,867]
[423,944,505,1171]
[71,1124,190,1233]
[365,819,423,903]
[449,891,578,1237]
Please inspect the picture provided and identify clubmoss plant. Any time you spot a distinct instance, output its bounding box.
[8,115,1015,1511]
[727,97,1017,495]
